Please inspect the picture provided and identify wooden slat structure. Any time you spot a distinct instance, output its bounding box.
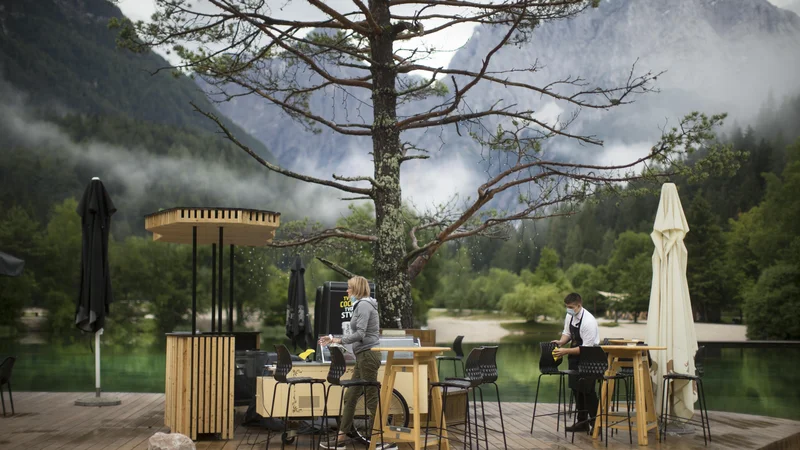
[2,392,800,449]
[165,335,236,440]
[144,207,280,246]
[146,206,281,442]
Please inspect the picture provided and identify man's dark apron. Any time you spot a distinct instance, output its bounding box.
[567,311,593,393]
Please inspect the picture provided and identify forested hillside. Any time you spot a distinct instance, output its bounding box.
[430,93,800,339]
[0,0,305,341]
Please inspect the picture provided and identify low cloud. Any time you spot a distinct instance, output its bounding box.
[0,81,347,224]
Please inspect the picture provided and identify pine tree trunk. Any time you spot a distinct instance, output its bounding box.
[370,1,413,328]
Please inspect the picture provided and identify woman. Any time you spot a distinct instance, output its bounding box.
[318,276,395,450]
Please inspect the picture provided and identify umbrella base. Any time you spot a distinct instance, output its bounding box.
[74,393,122,407]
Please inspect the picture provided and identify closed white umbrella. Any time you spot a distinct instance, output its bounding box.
[646,183,698,422]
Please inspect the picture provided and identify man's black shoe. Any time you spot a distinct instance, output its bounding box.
[565,422,591,432]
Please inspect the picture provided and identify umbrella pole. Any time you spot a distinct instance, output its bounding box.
[229,244,234,332]
[95,329,102,397]
[75,328,121,406]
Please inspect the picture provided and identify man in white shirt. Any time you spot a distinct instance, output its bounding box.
[552,293,600,432]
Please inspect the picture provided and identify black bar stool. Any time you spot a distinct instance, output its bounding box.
[530,342,574,435]
[475,346,507,450]
[268,344,326,450]
[0,356,16,417]
[436,335,465,378]
[425,347,484,450]
[660,346,711,446]
[322,346,385,449]
[573,346,632,447]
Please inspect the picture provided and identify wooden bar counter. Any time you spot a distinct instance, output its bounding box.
[165,333,236,440]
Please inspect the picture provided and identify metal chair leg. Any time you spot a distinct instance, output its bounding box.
[438,386,448,450]
[471,387,479,450]
[266,382,281,449]
[1,385,6,417]
[556,373,563,433]
[605,380,611,447]
[322,385,333,449]
[530,374,544,433]
[623,378,632,444]
[698,378,710,445]
[282,384,293,450]
[491,383,508,450]
[661,378,670,442]
[561,376,568,437]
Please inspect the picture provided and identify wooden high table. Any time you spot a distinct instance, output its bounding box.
[593,345,666,446]
[368,347,451,450]
[145,207,280,440]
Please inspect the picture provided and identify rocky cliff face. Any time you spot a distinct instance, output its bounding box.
[209,0,800,206]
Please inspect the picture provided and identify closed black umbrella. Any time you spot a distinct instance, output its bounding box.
[0,251,24,277]
[286,256,314,351]
[75,177,116,333]
[74,177,120,407]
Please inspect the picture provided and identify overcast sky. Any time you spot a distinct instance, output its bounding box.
[117,0,800,71]
[116,0,478,71]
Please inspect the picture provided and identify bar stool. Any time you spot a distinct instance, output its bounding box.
[530,342,574,434]
[475,346,507,450]
[660,346,710,446]
[425,347,483,450]
[322,346,385,449]
[573,346,632,447]
[268,344,326,449]
[437,335,465,378]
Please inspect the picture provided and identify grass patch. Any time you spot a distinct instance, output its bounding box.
[600,322,620,327]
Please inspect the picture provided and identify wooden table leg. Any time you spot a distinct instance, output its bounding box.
[412,356,421,450]
[370,352,396,450]
[633,354,648,445]
[642,355,659,441]
[593,353,615,439]
[427,356,450,450]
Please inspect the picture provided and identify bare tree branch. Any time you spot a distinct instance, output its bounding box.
[268,227,377,248]
[191,102,373,195]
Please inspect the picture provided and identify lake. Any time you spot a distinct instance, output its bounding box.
[1,337,798,421]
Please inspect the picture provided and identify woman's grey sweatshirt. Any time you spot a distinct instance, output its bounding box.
[340,297,380,354]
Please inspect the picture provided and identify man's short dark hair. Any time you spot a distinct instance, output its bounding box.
[564,293,582,305]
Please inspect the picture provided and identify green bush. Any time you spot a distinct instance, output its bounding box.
[743,263,800,340]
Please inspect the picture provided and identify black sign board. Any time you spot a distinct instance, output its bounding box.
[314,281,376,337]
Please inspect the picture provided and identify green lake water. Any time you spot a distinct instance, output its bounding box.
[1,337,798,421]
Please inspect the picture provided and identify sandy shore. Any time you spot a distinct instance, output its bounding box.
[427,315,747,344]
[427,316,526,344]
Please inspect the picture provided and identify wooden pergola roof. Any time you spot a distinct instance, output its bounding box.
[144,207,281,246]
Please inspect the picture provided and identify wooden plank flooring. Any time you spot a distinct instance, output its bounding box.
[1,392,798,449]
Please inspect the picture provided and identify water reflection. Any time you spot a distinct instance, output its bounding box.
[1,338,798,420]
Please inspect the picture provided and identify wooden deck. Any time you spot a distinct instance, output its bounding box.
[1,392,798,449]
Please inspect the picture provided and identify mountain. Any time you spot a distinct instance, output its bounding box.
[209,0,800,205]
[0,0,312,232]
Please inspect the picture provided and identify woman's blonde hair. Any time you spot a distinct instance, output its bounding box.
[348,276,371,299]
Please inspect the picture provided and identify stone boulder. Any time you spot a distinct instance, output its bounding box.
[147,432,196,450]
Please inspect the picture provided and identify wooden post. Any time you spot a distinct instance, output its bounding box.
[211,243,216,332]
[229,244,234,332]
[217,227,224,332]
[192,226,197,335]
